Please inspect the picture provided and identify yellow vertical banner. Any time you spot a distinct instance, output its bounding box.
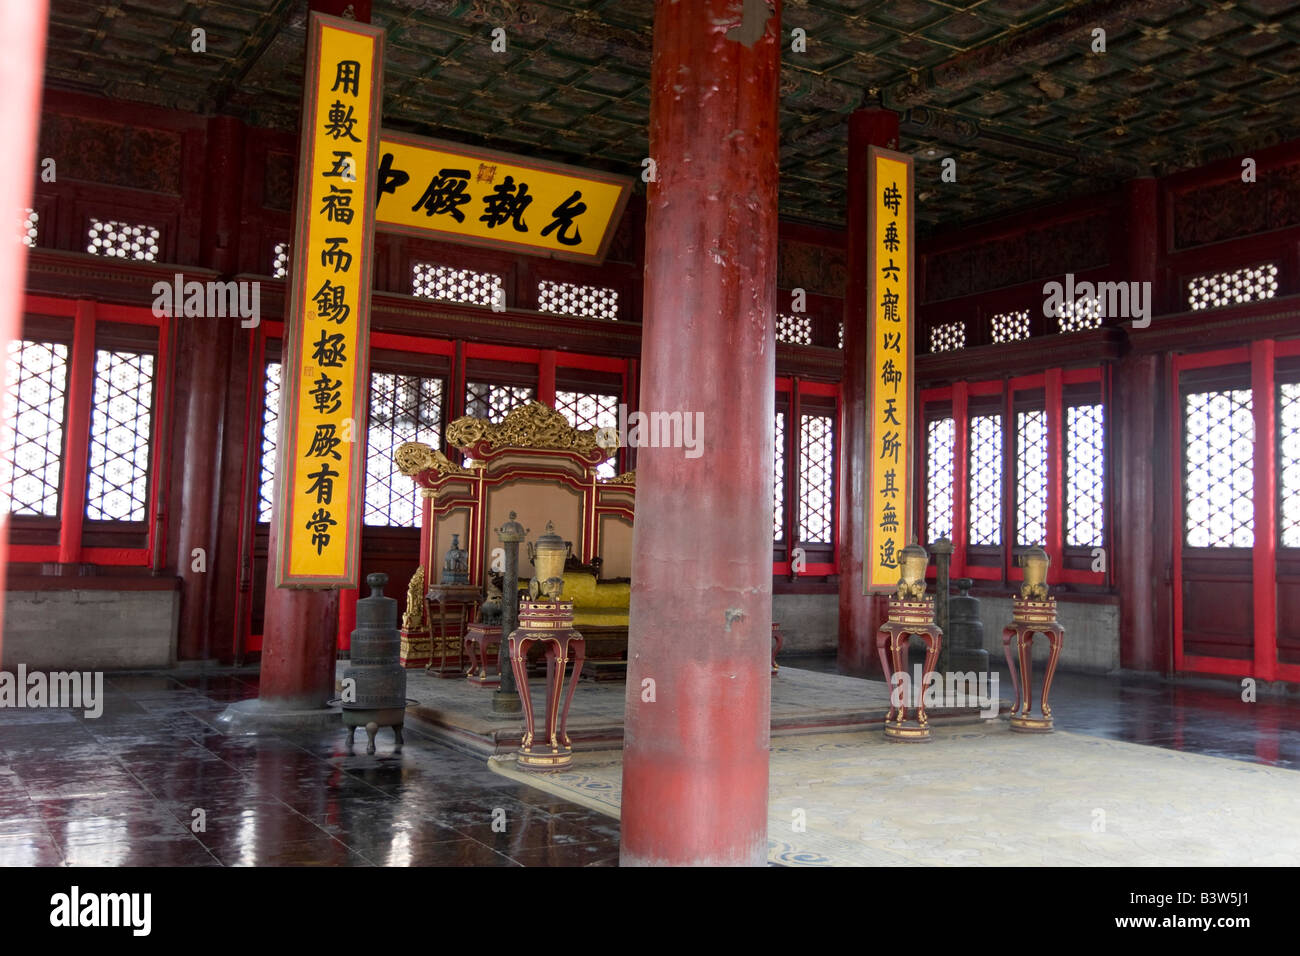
[274,13,383,588]
[864,147,914,593]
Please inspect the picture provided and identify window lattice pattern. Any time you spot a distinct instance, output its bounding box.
[925,417,955,542]
[556,389,619,480]
[1282,384,1300,548]
[1016,410,1049,547]
[992,309,1031,343]
[774,411,785,541]
[258,362,281,523]
[273,242,289,279]
[968,414,1004,546]
[413,262,503,307]
[930,320,966,353]
[1184,389,1254,548]
[776,313,812,345]
[365,373,444,527]
[1066,404,1106,548]
[1056,297,1103,332]
[20,209,37,248]
[797,414,834,544]
[87,218,159,261]
[1,341,68,517]
[537,280,618,320]
[837,321,844,349]
[86,350,154,521]
[465,382,534,423]
[1187,264,1279,311]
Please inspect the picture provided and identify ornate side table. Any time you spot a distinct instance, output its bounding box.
[875,598,943,742]
[463,623,501,687]
[424,583,482,678]
[1001,598,1065,733]
[508,599,585,771]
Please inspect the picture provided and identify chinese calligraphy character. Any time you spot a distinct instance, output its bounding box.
[879,430,901,464]
[323,101,361,143]
[312,280,350,325]
[480,175,531,232]
[880,288,900,322]
[319,185,354,224]
[308,373,343,416]
[306,507,338,555]
[879,537,897,569]
[881,468,899,499]
[320,237,352,274]
[882,183,902,216]
[880,359,902,392]
[881,258,900,283]
[323,151,355,179]
[540,190,586,247]
[311,330,347,368]
[305,423,344,461]
[332,61,361,97]
[375,152,409,200]
[883,220,900,253]
[410,168,471,222]
[882,331,902,353]
[882,397,901,427]
[880,502,899,534]
[306,463,339,505]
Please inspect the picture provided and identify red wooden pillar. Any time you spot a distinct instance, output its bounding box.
[244,0,371,714]
[1251,339,1278,681]
[537,350,557,406]
[621,0,781,868]
[57,300,95,566]
[837,108,899,675]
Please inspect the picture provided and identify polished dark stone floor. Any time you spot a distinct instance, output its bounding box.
[1,662,1296,866]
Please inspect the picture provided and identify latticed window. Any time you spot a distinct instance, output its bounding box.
[273,242,289,279]
[258,362,281,523]
[797,413,834,544]
[364,373,444,527]
[556,389,619,480]
[992,309,1030,343]
[1281,383,1300,548]
[776,313,812,345]
[465,382,534,423]
[1056,297,1102,332]
[1,340,68,517]
[87,218,160,261]
[1188,264,1278,311]
[413,262,503,307]
[930,321,965,353]
[537,280,619,320]
[968,414,1003,545]
[774,410,785,541]
[19,209,37,249]
[925,417,955,542]
[1015,410,1048,547]
[1183,389,1254,548]
[86,350,155,521]
[1066,404,1105,547]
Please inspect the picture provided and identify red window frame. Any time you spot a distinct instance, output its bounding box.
[773,377,840,578]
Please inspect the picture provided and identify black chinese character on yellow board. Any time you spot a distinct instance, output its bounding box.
[879,430,901,464]
[332,61,361,97]
[881,468,899,499]
[879,537,898,569]
[880,358,902,392]
[323,101,362,143]
[311,330,348,368]
[882,183,902,216]
[880,258,900,283]
[882,331,902,353]
[306,507,338,555]
[411,168,471,222]
[306,463,339,505]
[880,288,900,322]
[311,280,350,325]
[320,237,353,273]
[320,185,354,224]
[309,373,343,415]
[540,190,586,246]
[881,397,901,427]
[880,502,899,534]
[323,151,355,179]
[305,423,344,461]
[480,176,532,232]
[883,221,900,253]
[376,152,409,200]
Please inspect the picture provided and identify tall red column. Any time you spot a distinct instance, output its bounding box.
[838,109,899,675]
[620,0,781,867]
[242,0,370,715]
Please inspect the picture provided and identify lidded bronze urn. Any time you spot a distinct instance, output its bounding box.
[896,541,929,601]
[527,521,571,601]
[1019,545,1050,601]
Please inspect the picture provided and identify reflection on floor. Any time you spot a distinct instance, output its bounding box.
[0,660,1296,865]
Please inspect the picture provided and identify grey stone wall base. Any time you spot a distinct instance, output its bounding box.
[215,697,342,735]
